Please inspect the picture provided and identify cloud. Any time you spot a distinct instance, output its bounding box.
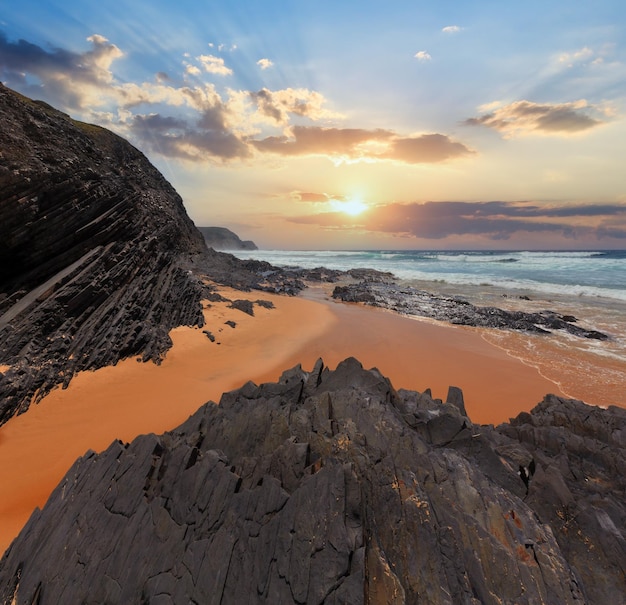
[442,25,461,34]
[286,200,626,241]
[0,33,473,166]
[185,64,201,76]
[0,31,122,88]
[464,99,606,136]
[380,134,473,163]
[131,112,249,161]
[196,54,232,76]
[414,50,432,62]
[252,126,473,164]
[291,192,331,203]
[257,58,273,70]
[248,87,342,125]
[290,191,347,203]
[558,46,594,67]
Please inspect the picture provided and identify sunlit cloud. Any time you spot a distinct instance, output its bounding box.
[442,25,461,34]
[287,201,626,242]
[291,191,346,203]
[414,50,432,62]
[257,58,274,70]
[0,32,473,166]
[197,54,232,76]
[464,99,607,136]
[185,64,201,76]
[252,126,473,164]
[248,87,341,125]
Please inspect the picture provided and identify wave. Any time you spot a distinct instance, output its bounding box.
[394,270,626,302]
[231,249,626,301]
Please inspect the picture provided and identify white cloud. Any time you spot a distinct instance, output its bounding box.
[558,46,594,67]
[257,58,274,70]
[414,50,432,62]
[442,25,461,34]
[185,64,201,76]
[197,54,232,76]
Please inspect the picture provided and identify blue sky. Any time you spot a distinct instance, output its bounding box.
[2,1,626,249]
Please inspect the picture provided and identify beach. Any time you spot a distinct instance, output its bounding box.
[0,283,611,556]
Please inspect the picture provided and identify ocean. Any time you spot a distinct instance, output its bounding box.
[232,249,626,409]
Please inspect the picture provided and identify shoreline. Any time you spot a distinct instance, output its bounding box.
[0,283,604,556]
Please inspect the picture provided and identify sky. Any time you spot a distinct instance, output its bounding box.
[1,1,626,250]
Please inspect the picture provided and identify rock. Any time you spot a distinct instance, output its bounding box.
[1,358,623,604]
[0,84,286,424]
[197,226,257,250]
[0,84,214,422]
[332,281,610,340]
[229,299,255,316]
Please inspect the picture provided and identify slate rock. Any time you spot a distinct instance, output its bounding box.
[1,357,624,604]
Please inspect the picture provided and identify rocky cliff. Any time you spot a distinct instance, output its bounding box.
[0,84,261,424]
[1,358,623,604]
[198,226,258,250]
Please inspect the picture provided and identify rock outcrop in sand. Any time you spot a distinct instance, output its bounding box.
[1,358,623,604]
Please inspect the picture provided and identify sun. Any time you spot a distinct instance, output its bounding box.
[330,197,368,216]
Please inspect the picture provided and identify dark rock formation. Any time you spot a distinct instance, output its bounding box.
[333,281,609,340]
[198,226,258,250]
[0,84,218,423]
[1,358,623,604]
[0,85,293,424]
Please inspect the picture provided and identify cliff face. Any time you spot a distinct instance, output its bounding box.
[1,358,623,604]
[0,85,215,423]
[198,226,258,250]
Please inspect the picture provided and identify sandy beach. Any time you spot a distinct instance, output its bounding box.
[0,285,577,555]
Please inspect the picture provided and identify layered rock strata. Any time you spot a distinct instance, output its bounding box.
[0,84,218,423]
[0,84,350,423]
[1,358,623,604]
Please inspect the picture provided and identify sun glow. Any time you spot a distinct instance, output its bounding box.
[330,197,368,216]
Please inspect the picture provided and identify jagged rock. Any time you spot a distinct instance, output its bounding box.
[1,358,623,604]
[332,281,610,340]
[197,226,258,250]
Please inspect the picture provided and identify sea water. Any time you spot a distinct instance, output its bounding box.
[232,249,626,302]
[232,249,626,408]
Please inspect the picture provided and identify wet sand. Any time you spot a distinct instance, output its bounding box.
[0,286,566,555]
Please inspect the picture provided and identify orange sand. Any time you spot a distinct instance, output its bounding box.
[0,286,565,555]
